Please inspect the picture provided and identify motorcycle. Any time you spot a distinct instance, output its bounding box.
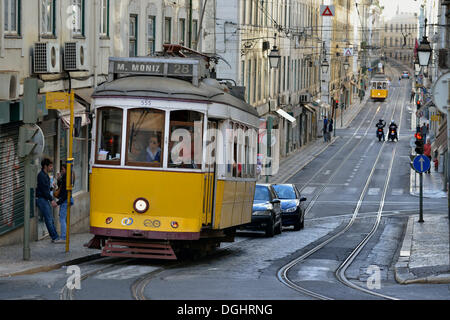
[388,129,397,142]
[377,128,384,141]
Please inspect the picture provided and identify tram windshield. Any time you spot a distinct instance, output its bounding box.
[96,107,123,164]
[126,108,165,167]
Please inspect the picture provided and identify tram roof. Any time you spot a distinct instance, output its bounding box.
[92,76,258,117]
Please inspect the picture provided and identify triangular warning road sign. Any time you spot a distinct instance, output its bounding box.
[320,5,335,16]
[322,6,333,16]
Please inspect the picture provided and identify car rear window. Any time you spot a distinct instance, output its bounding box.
[273,185,296,199]
[254,185,271,201]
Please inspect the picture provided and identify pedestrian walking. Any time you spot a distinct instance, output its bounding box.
[323,116,329,142]
[327,119,333,142]
[424,140,432,174]
[410,89,415,103]
[421,123,428,145]
[36,158,61,243]
[56,163,75,242]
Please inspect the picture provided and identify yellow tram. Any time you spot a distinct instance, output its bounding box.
[86,53,259,259]
[370,74,389,100]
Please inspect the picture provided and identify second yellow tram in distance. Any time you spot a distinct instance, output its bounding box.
[86,53,260,259]
[370,74,389,100]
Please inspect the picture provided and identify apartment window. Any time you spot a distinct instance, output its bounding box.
[100,0,109,37]
[4,0,20,35]
[179,18,186,45]
[71,0,84,36]
[192,19,198,48]
[247,60,252,103]
[147,15,156,55]
[41,0,55,36]
[129,14,138,57]
[164,17,171,44]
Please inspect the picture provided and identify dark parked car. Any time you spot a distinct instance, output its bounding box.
[244,184,282,237]
[272,184,307,230]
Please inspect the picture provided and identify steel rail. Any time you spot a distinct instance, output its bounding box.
[277,67,404,300]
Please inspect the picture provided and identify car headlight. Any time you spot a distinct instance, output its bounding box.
[252,210,271,216]
[283,207,297,213]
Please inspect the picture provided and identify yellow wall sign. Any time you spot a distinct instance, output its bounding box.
[431,115,441,121]
[46,92,73,110]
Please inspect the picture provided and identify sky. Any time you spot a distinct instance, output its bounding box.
[379,0,422,19]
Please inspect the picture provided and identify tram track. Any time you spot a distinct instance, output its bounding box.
[277,67,407,300]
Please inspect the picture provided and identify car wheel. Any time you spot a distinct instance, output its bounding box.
[265,217,275,237]
[300,214,305,229]
[275,219,282,235]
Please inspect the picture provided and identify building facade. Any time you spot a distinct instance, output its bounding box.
[0,0,214,245]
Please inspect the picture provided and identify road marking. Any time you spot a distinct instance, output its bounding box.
[368,188,380,196]
[323,170,331,175]
[392,188,404,195]
[94,266,159,280]
[302,187,316,195]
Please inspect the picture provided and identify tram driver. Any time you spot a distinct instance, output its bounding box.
[138,133,161,163]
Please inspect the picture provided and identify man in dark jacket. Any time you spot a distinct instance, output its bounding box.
[56,164,75,241]
[36,158,61,242]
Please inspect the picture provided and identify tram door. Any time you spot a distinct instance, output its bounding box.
[203,121,217,226]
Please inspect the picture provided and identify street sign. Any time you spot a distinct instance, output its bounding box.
[46,92,73,110]
[320,5,335,16]
[343,48,353,56]
[413,155,431,173]
[431,72,450,113]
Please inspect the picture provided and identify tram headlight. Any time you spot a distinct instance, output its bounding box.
[133,198,149,214]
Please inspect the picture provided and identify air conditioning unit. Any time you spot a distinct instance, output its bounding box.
[0,71,19,100]
[64,42,88,71]
[278,94,287,105]
[33,42,61,73]
[299,93,311,103]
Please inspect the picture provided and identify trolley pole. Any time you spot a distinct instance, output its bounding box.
[419,172,424,223]
[65,91,74,253]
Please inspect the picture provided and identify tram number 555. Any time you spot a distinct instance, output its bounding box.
[140,99,152,107]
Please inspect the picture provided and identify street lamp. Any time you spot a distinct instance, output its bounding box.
[321,58,329,74]
[417,19,432,67]
[268,46,281,69]
[343,59,349,71]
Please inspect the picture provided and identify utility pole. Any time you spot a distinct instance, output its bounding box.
[19,78,44,260]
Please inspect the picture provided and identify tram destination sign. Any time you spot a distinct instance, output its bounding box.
[112,60,193,76]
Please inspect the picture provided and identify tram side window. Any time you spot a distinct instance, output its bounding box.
[96,107,123,164]
[382,82,387,89]
[169,110,204,169]
[372,82,376,89]
[126,108,165,167]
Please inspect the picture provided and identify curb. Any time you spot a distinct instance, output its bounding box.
[394,217,450,284]
[0,253,102,278]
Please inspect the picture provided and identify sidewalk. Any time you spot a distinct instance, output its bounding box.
[0,233,100,277]
[394,214,450,284]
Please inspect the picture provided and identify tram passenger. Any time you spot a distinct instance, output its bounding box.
[138,133,161,163]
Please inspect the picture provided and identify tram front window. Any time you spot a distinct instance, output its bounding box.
[96,107,123,164]
[169,110,204,169]
[126,108,165,167]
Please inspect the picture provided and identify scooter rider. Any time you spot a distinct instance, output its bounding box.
[388,120,398,141]
[376,119,386,141]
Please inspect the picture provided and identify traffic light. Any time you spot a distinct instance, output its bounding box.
[23,78,44,124]
[18,124,39,157]
[416,100,421,110]
[415,132,424,154]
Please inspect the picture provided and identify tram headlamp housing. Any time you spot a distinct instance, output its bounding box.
[133,198,149,214]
